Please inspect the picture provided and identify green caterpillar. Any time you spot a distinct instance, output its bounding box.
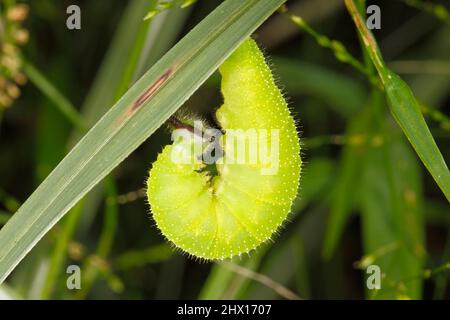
[147,38,301,260]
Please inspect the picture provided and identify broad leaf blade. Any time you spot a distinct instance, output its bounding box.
[0,0,287,284]
[345,0,450,202]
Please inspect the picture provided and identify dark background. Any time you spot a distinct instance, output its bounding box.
[0,0,449,299]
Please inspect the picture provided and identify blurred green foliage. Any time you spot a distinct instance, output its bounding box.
[0,0,449,299]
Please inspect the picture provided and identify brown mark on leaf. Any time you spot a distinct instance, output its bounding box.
[114,65,176,127]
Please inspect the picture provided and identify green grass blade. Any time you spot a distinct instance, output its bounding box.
[292,158,335,213]
[359,135,425,299]
[78,0,158,128]
[273,58,366,116]
[345,0,450,202]
[241,238,305,299]
[0,283,22,300]
[0,0,287,284]
[75,178,118,299]
[322,108,372,259]
[137,5,193,75]
[355,88,425,299]
[0,211,11,225]
[40,1,190,298]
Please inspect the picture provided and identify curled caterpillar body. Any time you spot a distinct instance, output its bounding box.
[147,38,301,260]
